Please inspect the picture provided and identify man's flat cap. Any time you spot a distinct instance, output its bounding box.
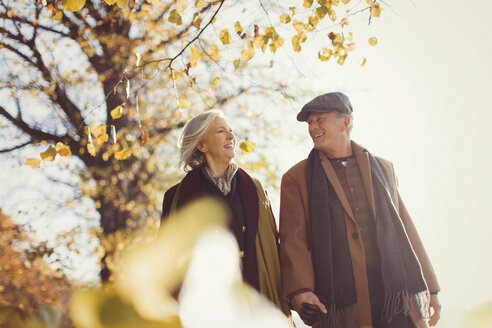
[297,92,353,122]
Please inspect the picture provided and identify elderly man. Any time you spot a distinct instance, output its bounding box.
[279,92,441,328]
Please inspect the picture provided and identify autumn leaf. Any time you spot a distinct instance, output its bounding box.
[87,142,96,157]
[116,0,128,8]
[241,40,255,62]
[25,158,40,168]
[292,32,307,52]
[104,0,117,4]
[240,140,256,154]
[53,11,63,21]
[41,146,57,162]
[340,18,349,28]
[233,59,240,70]
[368,37,378,46]
[114,148,132,160]
[303,0,313,9]
[111,105,123,119]
[318,48,333,61]
[341,0,351,3]
[361,57,367,66]
[292,20,304,33]
[347,42,356,51]
[91,124,106,137]
[370,2,382,17]
[195,0,206,10]
[219,29,230,45]
[289,6,296,16]
[140,129,149,146]
[178,97,190,109]
[62,0,86,12]
[56,142,72,157]
[168,9,182,25]
[192,13,202,29]
[96,134,109,144]
[211,77,219,88]
[280,14,291,24]
[234,21,243,35]
[189,46,202,68]
[7,10,14,18]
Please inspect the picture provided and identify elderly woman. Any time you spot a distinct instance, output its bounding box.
[161,110,290,315]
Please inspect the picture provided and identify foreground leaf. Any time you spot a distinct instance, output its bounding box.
[41,146,57,162]
[25,158,41,168]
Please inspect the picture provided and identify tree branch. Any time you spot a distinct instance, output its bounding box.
[0,141,32,153]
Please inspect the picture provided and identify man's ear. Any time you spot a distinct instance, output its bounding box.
[343,115,351,130]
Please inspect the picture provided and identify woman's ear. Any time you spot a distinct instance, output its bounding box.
[197,142,206,153]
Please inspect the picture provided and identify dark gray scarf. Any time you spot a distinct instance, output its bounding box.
[306,149,428,328]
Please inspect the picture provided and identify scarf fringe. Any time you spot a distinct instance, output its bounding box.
[382,290,430,323]
[321,304,356,328]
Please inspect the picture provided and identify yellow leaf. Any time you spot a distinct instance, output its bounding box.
[116,0,129,8]
[56,142,72,157]
[340,18,349,28]
[280,14,291,24]
[91,124,106,137]
[168,9,182,25]
[289,6,296,16]
[53,11,63,21]
[192,13,202,29]
[96,134,109,144]
[240,140,256,154]
[318,48,332,61]
[233,59,240,70]
[341,0,350,3]
[189,46,202,68]
[195,0,206,10]
[62,0,86,11]
[114,148,132,160]
[368,37,378,46]
[84,126,90,135]
[178,97,190,109]
[370,3,382,17]
[308,16,319,27]
[366,0,373,4]
[40,145,57,162]
[241,40,255,62]
[176,0,187,13]
[87,142,96,157]
[7,10,14,18]
[211,77,219,88]
[219,29,230,45]
[234,21,243,34]
[303,0,313,8]
[292,20,304,33]
[315,6,328,19]
[347,42,356,51]
[25,158,40,168]
[292,32,307,52]
[111,105,123,119]
[361,57,367,66]
[104,0,117,4]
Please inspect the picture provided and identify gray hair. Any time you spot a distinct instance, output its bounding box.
[337,112,354,134]
[178,109,224,172]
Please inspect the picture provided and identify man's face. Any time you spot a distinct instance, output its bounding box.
[306,111,346,152]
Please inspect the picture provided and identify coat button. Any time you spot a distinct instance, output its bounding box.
[239,250,245,258]
[242,225,246,232]
[352,232,359,239]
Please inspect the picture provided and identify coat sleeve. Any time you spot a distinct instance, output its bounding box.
[385,161,441,293]
[279,171,315,301]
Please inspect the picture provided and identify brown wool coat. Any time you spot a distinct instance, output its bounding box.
[279,141,440,327]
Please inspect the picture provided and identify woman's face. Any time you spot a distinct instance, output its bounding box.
[198,116,236,165]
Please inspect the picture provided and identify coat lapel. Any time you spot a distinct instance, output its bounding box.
[352,141,377,219]
[319,151,356,225]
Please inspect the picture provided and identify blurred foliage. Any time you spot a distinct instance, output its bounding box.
[0,211,72,327]
[460,302,492,328]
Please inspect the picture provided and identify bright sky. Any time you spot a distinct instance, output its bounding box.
[267,0,492,326]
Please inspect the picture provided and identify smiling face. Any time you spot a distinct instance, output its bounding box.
[307,111,350,155]
[198,116,236,166]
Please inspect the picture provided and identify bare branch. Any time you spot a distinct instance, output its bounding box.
[0,141,32,153]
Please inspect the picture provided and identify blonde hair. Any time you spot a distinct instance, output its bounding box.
[178,110,224,172]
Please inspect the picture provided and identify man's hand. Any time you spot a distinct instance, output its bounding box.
[291,291,327,326]
[428,294,441,327]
